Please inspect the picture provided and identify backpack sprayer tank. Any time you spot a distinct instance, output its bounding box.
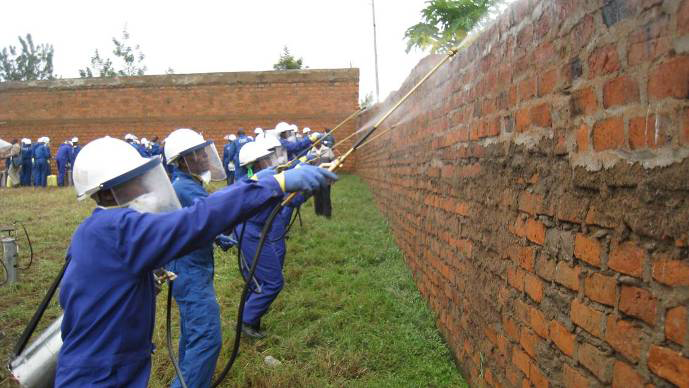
[8,315,62,387]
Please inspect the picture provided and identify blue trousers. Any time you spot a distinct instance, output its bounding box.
[56,357,152,387]
[20,162,32,186]
[166,258,222,388]
[240,241,285,326]
[57,160,68,186]
[34,160,47,187]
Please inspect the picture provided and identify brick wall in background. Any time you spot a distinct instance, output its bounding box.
[356,0,689,387]
[0,69,359,170]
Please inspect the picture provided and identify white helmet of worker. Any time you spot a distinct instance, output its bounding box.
[274,122,296,142]
[254,128,263,135]
[71,137,79,144]
[229,134,237,141]
[303,127,311,134]
[164,128,226,184]
[262,134,288,164]
[72,136,181,213]
[43,137,50,144]
[239,141,279,178]
[274,122,291,134]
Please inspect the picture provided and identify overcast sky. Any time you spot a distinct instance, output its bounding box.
[0,0,434,102]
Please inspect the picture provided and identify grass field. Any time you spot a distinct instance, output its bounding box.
[0,174,465,387]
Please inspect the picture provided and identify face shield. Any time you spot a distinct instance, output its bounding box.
[179,141,226,184]
[108,161,182,213]
[248,151,280,177]
[272,146,288,164]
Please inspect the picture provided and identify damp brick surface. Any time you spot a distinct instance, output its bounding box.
[356,0,689,387]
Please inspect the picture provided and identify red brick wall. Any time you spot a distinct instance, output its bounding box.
[0,69,359,170]
[356,0,689,387]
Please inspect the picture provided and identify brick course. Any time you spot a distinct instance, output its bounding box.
[355,0,689,386]
[0,69,359,171]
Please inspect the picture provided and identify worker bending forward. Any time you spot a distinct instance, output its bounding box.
[56,135,336,387]
[163,128,234,388]
[235,137,307,339]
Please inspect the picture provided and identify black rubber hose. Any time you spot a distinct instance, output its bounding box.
[212,203,284,387]
[166,280,188,388]
[15,221,33,270]
[11,257,69,359]
[235,223,261,293]
[268,205,300,243]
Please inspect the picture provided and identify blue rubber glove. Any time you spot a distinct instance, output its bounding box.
[254,167,277,179]
[281,165,338,193]
[215,234,237,251]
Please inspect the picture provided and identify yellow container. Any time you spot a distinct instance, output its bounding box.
[47,175,57,187]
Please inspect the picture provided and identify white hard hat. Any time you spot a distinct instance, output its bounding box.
[254,127,264,134]
[261,134,282,151]
[229,134,237,141]
[21,138,30,145]
[43,137,50,144]
[72,136,181,212]
[71,137,79,143]
[164,129,205,163]
[73,136,151,200]
[124,133,138,141]
[164,128,226,183]
[274,122,291,134]
[239,141,272,167]
[303,127,311,134]
[290,124,298,132]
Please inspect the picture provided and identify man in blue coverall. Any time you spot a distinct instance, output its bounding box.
[20,139,33,186]
[274,122,319,160]
[32,137,50,187]
[227,129,251,180]
[163,128,234,388]
[56,136,336,387]
[222,134,236,185]
[234,137,309,339]
[56,140,73,186]
[70,137,81,166]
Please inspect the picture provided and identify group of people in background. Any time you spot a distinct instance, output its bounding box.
[2,136,81,187]
[1,134,168,188]
[222,122,335,186]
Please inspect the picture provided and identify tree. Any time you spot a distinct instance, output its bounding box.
[360,92,374,109]
[0,34,55,81]
[404,0,499,54]
[79,27,147,78]
[273,46,303,70]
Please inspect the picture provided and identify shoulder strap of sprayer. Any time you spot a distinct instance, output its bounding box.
[11,254,70,359]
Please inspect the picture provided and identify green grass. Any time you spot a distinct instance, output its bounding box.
[0,175,465,387]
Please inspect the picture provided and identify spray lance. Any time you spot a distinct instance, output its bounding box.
[211,45,461,387]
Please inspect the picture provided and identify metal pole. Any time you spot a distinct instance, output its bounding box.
[372,0,380,102]
[3,237,17,285]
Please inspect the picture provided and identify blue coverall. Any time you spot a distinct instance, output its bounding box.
[20,144,32,186]
[129,141,150,158]
[222,141,233,185]
[235,191,306,328]
[149,143,161,156]
[227,135,251,180]
[56,143,73,186]
[165,169,221,388]
[56,177,284,387]
[279,137,312,160]
[30,143,39,186]
[70,145,81,166]
[32,143,50,187]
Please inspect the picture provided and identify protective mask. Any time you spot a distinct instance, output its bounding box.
[128,193,173,213]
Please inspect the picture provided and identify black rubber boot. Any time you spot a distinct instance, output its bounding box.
[241,323,266,339]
